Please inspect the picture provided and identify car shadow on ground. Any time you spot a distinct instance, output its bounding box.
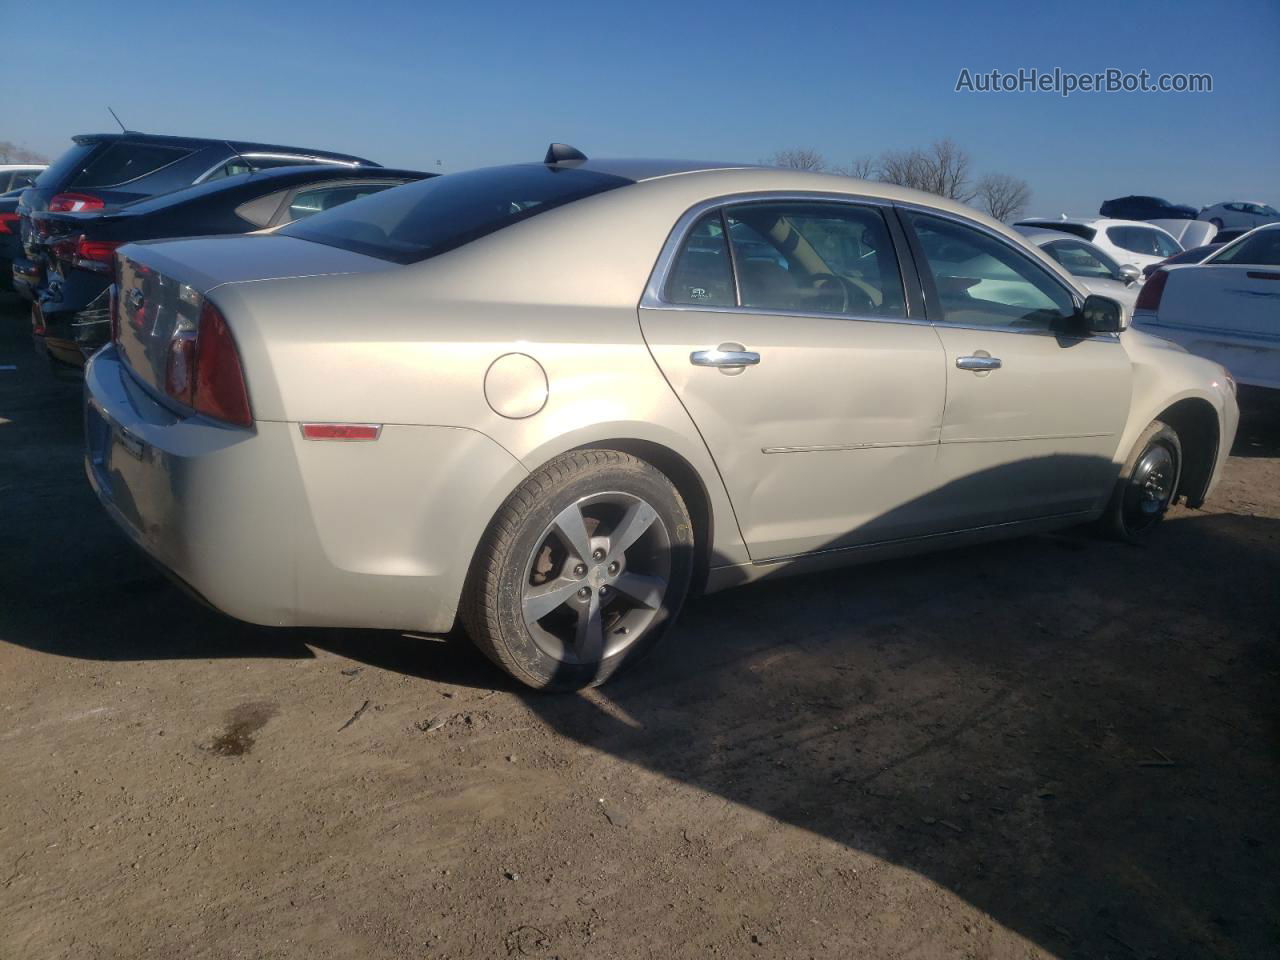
[2,304,1276,957]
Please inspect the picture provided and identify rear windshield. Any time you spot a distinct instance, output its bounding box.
[70,142,193,189]
[280,164,633,264]
[35,142,98,189]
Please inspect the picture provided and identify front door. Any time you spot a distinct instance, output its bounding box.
[639,199,948,561]
[901,209,1132,528]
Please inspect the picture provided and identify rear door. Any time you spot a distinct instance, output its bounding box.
[639,196,948,561]
[901,209,1131,527]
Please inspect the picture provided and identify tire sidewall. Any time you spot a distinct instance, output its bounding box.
[490,457,694,689]
[1109,422,1182,543]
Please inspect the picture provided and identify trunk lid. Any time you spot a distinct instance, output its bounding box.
[1154,264,1280,387]
[114,233,396,398]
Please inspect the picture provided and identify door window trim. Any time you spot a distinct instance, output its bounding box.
[641,191,929,328]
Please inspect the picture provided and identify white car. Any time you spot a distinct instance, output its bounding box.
[1014,217,1183,272]
[1133,223,1280,391]
[0,163,45,194]
[1013,227,1142,313]
[1198,201,1280,232]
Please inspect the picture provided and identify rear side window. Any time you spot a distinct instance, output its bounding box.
[70,142,192,188]
[726,202,906,318]
[1210,230,1280,266]
[280,164,632,264]
[665,213,735,306]
[284,182,398,223]
[35,142,98,188]
[1109,226,1180,257]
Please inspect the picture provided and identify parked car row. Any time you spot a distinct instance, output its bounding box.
[69,139,1243,691]
[10,131,411,373]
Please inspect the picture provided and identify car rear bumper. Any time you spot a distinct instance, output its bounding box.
[84,346,528,633]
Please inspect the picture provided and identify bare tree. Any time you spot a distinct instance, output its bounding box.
[976,173,1031,222]
[875,138,975,202]
[0,141,48,163]
[836,155,877,179]
[770,147,826,171]
[916,138,974,201]
[876,147,928,190]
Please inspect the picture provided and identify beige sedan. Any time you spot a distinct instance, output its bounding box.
[84,148,1239,690]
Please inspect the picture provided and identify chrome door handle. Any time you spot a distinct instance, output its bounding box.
[691,347,761,367]
[956,355,1002,371]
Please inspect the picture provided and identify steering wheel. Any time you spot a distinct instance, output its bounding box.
[812,274,876,315]
[810,274,850,313]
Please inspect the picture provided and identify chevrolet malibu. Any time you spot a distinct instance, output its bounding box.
[85,148,1240,690]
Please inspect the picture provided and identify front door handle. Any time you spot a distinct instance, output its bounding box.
[691,346,761,368]
[956,355,1002,371]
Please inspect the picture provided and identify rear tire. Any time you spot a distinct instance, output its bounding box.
[1099,420,1182,543]
[462,450,694,691]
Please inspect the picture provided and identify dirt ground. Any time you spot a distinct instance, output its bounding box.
[1,293,1277,960]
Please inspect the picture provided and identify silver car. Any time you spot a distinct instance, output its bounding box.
[1013,226,1142,313]
[85,150,1239,690]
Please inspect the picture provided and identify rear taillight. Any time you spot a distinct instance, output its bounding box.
[48,192,104,213]
[163,299,252,427]
[0,213,18,235]
[1135,269,1169,312]
[52,235,123,273]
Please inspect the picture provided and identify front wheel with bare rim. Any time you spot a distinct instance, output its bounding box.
[462,450,695,691]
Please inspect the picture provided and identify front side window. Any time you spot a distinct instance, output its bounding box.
[723,202,906,318]
[906,212,1075,330]
[664,212,735,306]
[1043,239,1121,281]
[280,164,632,264]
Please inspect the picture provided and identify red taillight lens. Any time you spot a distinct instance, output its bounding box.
[188,301,252,426]
[1135,269,1169,312]
[76,238,122,270]
[54,235,122,273]
[0,213,18,235]
[48,192,104,213]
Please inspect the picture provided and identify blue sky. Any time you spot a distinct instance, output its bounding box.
[9,0,1278,216]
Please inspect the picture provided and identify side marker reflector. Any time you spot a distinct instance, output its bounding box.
[300,423,382,441]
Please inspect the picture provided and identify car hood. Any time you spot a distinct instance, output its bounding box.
[121,233,398,295]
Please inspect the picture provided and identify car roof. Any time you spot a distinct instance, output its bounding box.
[70,132,374,165]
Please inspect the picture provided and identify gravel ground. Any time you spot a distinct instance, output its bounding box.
[1,295,1277,959]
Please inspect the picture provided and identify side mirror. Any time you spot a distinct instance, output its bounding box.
[1080,294,1127,334]
[1118,263,1142,286]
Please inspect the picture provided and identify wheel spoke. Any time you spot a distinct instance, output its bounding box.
[523,578,582,622]
[574,591,604,663]
[605,501,658,563]
[610,572,666,610]
[550,501,593,562]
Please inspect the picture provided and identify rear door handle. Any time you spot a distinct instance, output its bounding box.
[691,346,761,367]
[956,355,1002,371]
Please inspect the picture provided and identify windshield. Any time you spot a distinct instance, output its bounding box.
[280,164,633,264]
